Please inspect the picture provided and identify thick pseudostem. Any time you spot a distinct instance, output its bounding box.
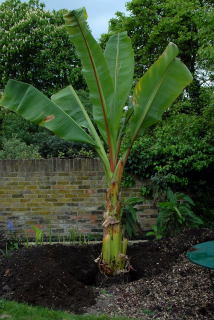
[96,179,130,276]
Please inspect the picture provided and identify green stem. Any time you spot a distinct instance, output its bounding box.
[100,162,129,276]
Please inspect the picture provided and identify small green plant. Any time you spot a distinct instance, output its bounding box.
[67,147,95,159]
[155,189,204,238]
[100,288,112,296]
[141,309,156,316]
[68,228,89,245]
[146,225,163,240]
[121,174,135,188]
[47,225,53,244]
[24,231,29,248]
[69,228,79,242]
[57,234,63,243]
[121,197,143,239]
[58,151,66,158]
[0,241,19,258]
[76,147,95,159]
[32,226,44,245]
[1,220,22,256]
[79,233,89,245]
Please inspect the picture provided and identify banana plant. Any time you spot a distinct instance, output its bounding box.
[0,8,192,276]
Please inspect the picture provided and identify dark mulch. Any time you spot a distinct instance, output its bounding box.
[0,228,214,319]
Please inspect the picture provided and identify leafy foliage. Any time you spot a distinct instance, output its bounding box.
[104,0,198,72]
[0,0,90,159]
[0,0,84,96]
[121,197,143,239]
[125,90,214,224]
[154,189,203,238]
[32,225,44,245]
[101,0,214,112]
[195,1,214,73]
[0,137,41,159]
[146,224,163,240]
[127,104,213,183]
[0,90,94,159]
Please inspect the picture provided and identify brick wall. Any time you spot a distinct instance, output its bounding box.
[0,159,157,238]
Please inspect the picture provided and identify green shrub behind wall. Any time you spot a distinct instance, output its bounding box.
[125,99,214,227]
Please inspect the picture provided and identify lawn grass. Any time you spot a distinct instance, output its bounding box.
[0,299,136,320]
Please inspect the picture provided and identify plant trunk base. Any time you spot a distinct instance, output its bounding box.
[95,271,130,287]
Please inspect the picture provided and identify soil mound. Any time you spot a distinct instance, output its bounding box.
[0,244,100,313]
[0,228,213,317]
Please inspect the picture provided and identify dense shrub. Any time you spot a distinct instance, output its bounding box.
[0,138,41,159]
[125,96,214,227]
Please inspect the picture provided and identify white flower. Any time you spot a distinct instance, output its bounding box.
[123,105,129,111]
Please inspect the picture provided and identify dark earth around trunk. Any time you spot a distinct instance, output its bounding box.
[0,229,213,319]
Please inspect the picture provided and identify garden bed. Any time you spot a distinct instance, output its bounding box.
[0,228,213,319]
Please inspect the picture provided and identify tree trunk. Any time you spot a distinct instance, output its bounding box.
[98,170,129,276]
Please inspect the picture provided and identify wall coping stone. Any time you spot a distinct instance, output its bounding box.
[0,158,104,176]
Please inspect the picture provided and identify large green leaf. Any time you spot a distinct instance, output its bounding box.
[126,43,193,143]
[51,84,112,180]
[0,80,95,145]
[51,85,89,129]
[104,32,134,146]
[64,8,114,145]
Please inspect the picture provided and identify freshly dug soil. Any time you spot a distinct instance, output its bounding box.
[0,228,214,319]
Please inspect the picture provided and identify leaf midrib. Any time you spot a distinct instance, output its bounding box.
[9,81,94,143]
[132,59,175,142]
[74,13,114,169]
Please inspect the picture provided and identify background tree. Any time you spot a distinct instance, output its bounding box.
[0,0,91,157]
[0,0,84,96]
[101,0,213,113]
[195,0,214,75]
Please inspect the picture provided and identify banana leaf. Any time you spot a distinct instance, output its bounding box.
[104,32,134,146]
[0,80,95,145]
[51,84,112,179]
[64,8,113,145]
[126,43,193,144]
[51,85,89,129]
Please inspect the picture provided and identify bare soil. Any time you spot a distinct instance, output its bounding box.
[0,228,214,319]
